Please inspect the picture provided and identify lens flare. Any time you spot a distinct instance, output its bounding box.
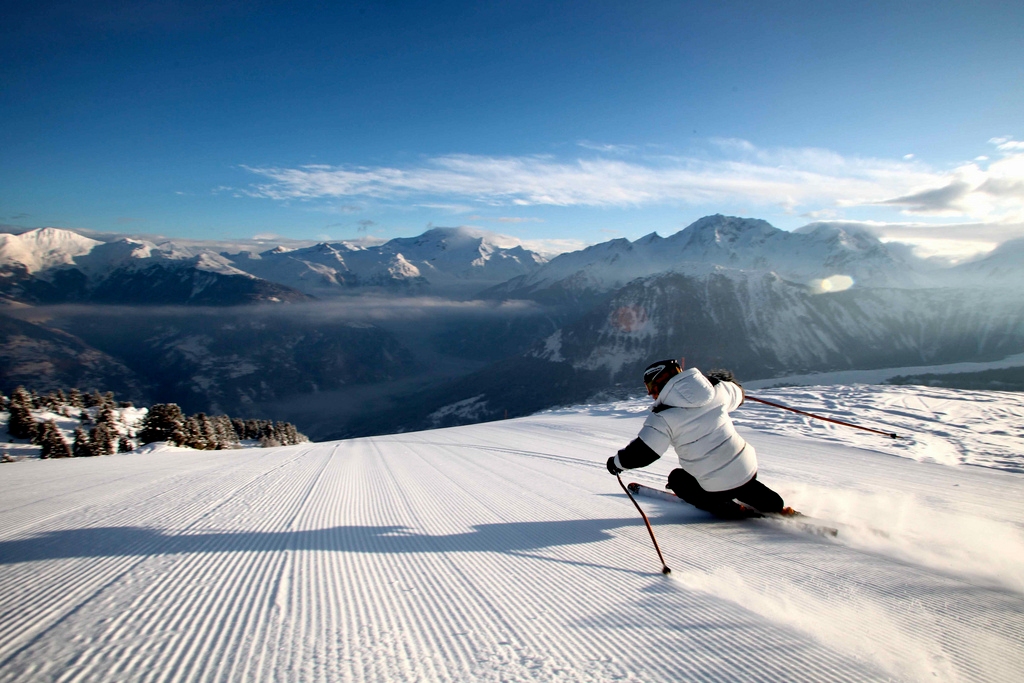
[810,275,855,293]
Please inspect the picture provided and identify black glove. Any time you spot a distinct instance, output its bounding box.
[606,456,623,475]
[704,368,739,387]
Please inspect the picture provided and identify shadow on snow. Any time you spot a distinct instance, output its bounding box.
[0,516,663,564]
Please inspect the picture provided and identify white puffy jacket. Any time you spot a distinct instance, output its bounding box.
[635,367,757,492]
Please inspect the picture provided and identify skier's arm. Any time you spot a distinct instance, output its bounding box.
[613,437,661,470]
[720,379,745,411]
[607,416,670,473]
[706,369,744,409]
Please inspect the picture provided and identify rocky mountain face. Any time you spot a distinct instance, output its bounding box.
[532,269,1024,382]
[0,313,149,402]
[343,268,1024,438]
[50,307,418,416]
[348,217,1024,437]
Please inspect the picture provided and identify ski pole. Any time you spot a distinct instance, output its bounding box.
[746,395,899,439]
[616,473,671,575]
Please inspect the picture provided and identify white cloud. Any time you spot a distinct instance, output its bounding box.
[414,202,477,214]
[239,140,1024,227]
[989,136,1024,152]
[875,150,1024,220]
[810,219,1024,264]
[576,140,638,154]
[466,215,544,224]
[517,237,590,257]
[242,148,936,212]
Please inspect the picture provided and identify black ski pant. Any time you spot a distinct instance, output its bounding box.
[667,468,784,520]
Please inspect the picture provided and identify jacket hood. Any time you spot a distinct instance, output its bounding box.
[655,367,714,409]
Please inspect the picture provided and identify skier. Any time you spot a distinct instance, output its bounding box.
[607,358,794,519]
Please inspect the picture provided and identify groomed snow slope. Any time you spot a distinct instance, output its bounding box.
[1,388,1023,682]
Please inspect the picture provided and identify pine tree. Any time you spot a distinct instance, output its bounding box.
[181,415,202,449]
[212,415,238,449]
[72,427,95,457]
[37,421,72,459]
[138,404,186,445]
[118,436,134,453]
[67,388,83,408]
[90,423,116,456]
[41,390,63,411]
[96,403,117,427]
[245,419,262,440]
[181,413,220,450]
[7,386,37,440]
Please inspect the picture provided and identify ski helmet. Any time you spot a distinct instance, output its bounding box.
[643,359,682,397]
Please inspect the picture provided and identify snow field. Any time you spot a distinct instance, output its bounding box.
[736,383,1024,472]
[0,392,1022,682]
[1,404,147,461]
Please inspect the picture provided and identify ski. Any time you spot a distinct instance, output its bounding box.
[626,482,839,537]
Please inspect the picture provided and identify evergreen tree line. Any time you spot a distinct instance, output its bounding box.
[2,386,307,460]
[1,387,126,413]
[138,404,306,449]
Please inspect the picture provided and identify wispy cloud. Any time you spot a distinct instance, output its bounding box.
[517,238,589,257]
[874,141,1024,219]
[808,219,1024,263]
[240,152,927,209]
[414,202,477,214]
[238,139,1024,225]
[576,140,638,154]
[990,137,1024,152]
[496,216,543,223]
[878,181,974,213]
[466,215,544,224]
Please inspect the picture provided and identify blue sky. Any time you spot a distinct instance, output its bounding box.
[2,1,1022,259]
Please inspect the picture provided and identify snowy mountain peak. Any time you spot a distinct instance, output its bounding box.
[679,214,779,242]
[668,215,783,257]
[0,227,102,273]
[72,238,158,275]
[417,226,522,250]
[494,214,933,301]
[796,222,885,251]
[951,237,1024,286]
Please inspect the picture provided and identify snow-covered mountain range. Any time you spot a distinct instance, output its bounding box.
[487,215,941,305]
[0,229,307,306]
[225,226,546,297]
[0,226,547,304]
[2,215,1022,438]
[3,217,1020,307]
